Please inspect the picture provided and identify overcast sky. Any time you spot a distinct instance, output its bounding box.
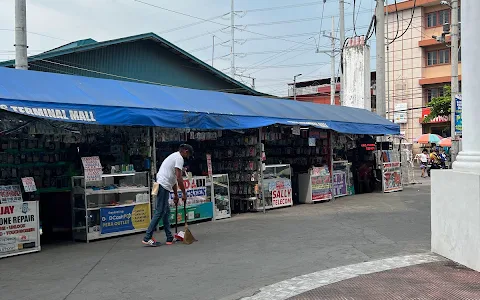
[0,0,379,96]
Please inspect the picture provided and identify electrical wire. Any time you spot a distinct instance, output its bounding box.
[0,29,68,41]
[317,0,326,49]
[387,0,417,45]
[241,1,324,13]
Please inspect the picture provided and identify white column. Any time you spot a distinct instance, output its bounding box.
[453,1,480,172]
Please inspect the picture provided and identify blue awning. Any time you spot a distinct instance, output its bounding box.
[0,68,399,135]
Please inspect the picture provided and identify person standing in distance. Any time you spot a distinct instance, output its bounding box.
[142,144,193,246]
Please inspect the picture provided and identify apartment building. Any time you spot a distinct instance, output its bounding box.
[385,0,461,150]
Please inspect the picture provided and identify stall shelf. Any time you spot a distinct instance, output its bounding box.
[208,174,231,220]
[71,172,151,242]
[257,164,293,211]
[298,166,332,204]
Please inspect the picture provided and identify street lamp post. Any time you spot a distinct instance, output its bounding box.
[293,73,302,101]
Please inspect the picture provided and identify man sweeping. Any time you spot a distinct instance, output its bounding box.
[142,144,193,246]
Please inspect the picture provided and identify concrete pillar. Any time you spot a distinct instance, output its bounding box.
[431,0,480,272]
[452,0,480,172]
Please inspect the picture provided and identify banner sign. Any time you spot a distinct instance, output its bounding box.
[100,203,150,234]
[81,156,103,182]
[168,202,214,224]
[0,105,97,123]
[0,201,40,257]
[382,162,403,193]
[268,180,292,192]
[311,174,332,201]
[271,188,293,207]
[206,154,213,177]
[0,185,23,204]
[333,171,348,197]
[393,103,408,124]
[168,178,209,207]
[455,95,462,135]
[21,177,37,193]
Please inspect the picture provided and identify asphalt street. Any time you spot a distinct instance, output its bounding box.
[0,179,431,300]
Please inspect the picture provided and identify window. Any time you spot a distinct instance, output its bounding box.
[438,49,450,64]
[426,87,446,103]
[427,12,437,27]
[426,10,450,27]
[426,49,450,66]
[427,51,437,66]
[439,10,450,26]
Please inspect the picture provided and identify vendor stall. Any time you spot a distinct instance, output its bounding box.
[298,166,332,203]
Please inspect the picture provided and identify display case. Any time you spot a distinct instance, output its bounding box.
[257,164,293,211]
[167,176,214,225]
[298,166,332,204]
[207,174,231,220]
[332,161,349,198]
[71,172,151,242]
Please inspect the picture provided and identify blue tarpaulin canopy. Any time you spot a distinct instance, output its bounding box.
[0,68,399,135]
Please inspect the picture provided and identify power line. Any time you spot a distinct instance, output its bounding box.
[159,13,230,34]
[240,1,325,13]
[0,29,68,41]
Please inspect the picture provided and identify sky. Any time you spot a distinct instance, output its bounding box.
[0,0,381,96]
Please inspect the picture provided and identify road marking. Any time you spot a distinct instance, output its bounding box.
[240,253,444,300]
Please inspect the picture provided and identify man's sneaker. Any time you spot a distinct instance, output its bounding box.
[142,238,160,247]
[166,237,175,245]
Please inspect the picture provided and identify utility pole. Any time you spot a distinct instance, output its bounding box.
[386,0,391,120]
[375,0,386,117]
[15,0,28,70]
[230,0,235,79]
[212,35,215,67]
[293,73,302,101]
[235,73,256,89]
[339,0,345,105]
[330,16,336,106]
[450,0,459,140]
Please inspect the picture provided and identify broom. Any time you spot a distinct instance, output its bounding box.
[183,199,196,244]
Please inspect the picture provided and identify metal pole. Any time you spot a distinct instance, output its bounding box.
[259,128,265,214]
[252,77,255,89]
[15,0,28,70]
[451,0,459,140]
[375,0,386,117]
[330,16,336,106]
[230,0,235,79]
[294,76,297,101]
[151,128,157,179]
[386,0,391,120]
[339,0,345,105]
[212,35,215,67]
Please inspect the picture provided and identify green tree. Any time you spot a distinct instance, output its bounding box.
[423,85,451,123]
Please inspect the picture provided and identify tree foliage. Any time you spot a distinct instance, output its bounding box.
[423,85,451,123]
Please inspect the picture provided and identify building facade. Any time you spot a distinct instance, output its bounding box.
[0,33,261,96]
[385,0,461,149]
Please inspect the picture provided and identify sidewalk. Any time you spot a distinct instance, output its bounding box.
[290,261,480,300]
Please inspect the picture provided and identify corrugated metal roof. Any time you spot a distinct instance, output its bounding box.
[0,32,263,96]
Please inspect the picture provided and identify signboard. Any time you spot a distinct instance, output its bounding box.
[271,188,293,207]
[333,171,348,197]
[206,154,213,177]
[393,103,408,124]
[292,125,301,136]
[382,162,403,193]
[81,156,103,182]
[168,202,213,224]
[268,180,292,192]
[0,185,23,204]
[311,174,332,202]
[421,107,449,124]
[455,94,462,135]
[100,203,150,234]
[168,177,209,207]
[21,177,37,193]
[0,201,40,258]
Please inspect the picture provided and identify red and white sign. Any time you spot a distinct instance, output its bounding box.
[0,185,23,204]
[421,108,450,124]
[81,156,103,182]
[271,188,293,207]
[21,177,37,193]
[0,201,40,258]
[206,154,213,177]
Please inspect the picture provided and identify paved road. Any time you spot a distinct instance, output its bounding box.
[1,180,431,300]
